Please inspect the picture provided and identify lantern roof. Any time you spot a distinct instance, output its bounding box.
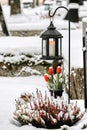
[40,21,63,38]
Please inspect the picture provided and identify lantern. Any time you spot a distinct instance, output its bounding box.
[40,21,63,60]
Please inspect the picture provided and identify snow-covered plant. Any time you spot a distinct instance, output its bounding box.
[44,66,67,90]
[13,89,84,129]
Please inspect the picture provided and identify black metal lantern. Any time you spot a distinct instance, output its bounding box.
[40,21,63,60]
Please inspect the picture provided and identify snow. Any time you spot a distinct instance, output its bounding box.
[0,2,87,130]
[0,29,85,129]
[0,36,41,55]
[68,3,79,9]
[0,76,86,130]
[22,0,33,2]
[1,3,87,31]
[0,29,83,70]
[1,5,77,31]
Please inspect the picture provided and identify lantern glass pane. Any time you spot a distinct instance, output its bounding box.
[42,39,46,56]
[58,38,62,57]
[49,38,55,56]
[60,38,62,56]
[58,39,60,56]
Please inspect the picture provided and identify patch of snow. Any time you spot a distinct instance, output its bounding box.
[0,29,83,72]
[68,3,79,9]
[0,76,86,130]
[1,5,77,31]
[17,66,41,76]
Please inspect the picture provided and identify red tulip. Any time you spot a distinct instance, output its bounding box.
[56,66,62,74]
[48,67,54,75]
[44,74,49,82]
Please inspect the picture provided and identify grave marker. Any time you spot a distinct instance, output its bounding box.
[8,0,21,15]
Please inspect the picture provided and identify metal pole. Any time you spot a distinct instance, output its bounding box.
[83,37,87,110]
[68,12,70,104]
[82,18,87,111]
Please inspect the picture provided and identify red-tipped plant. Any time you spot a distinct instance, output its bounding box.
[44,66,66,91]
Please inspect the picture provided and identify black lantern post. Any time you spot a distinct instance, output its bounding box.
[40,6,70,103]
[82,17,87,111]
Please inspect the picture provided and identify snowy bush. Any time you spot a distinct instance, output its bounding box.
[13,89,84,129]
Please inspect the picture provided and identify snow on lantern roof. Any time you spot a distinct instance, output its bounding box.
[68,3,79,9]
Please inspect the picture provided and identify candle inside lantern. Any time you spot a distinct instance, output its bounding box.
[49,38,55,56]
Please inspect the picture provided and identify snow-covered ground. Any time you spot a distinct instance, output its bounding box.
[0,76,87,130]
[1,4,77,31]
[0,2,87,130]
[0,29,85,130]
[0,29,83,69]
[1,2,87,31]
